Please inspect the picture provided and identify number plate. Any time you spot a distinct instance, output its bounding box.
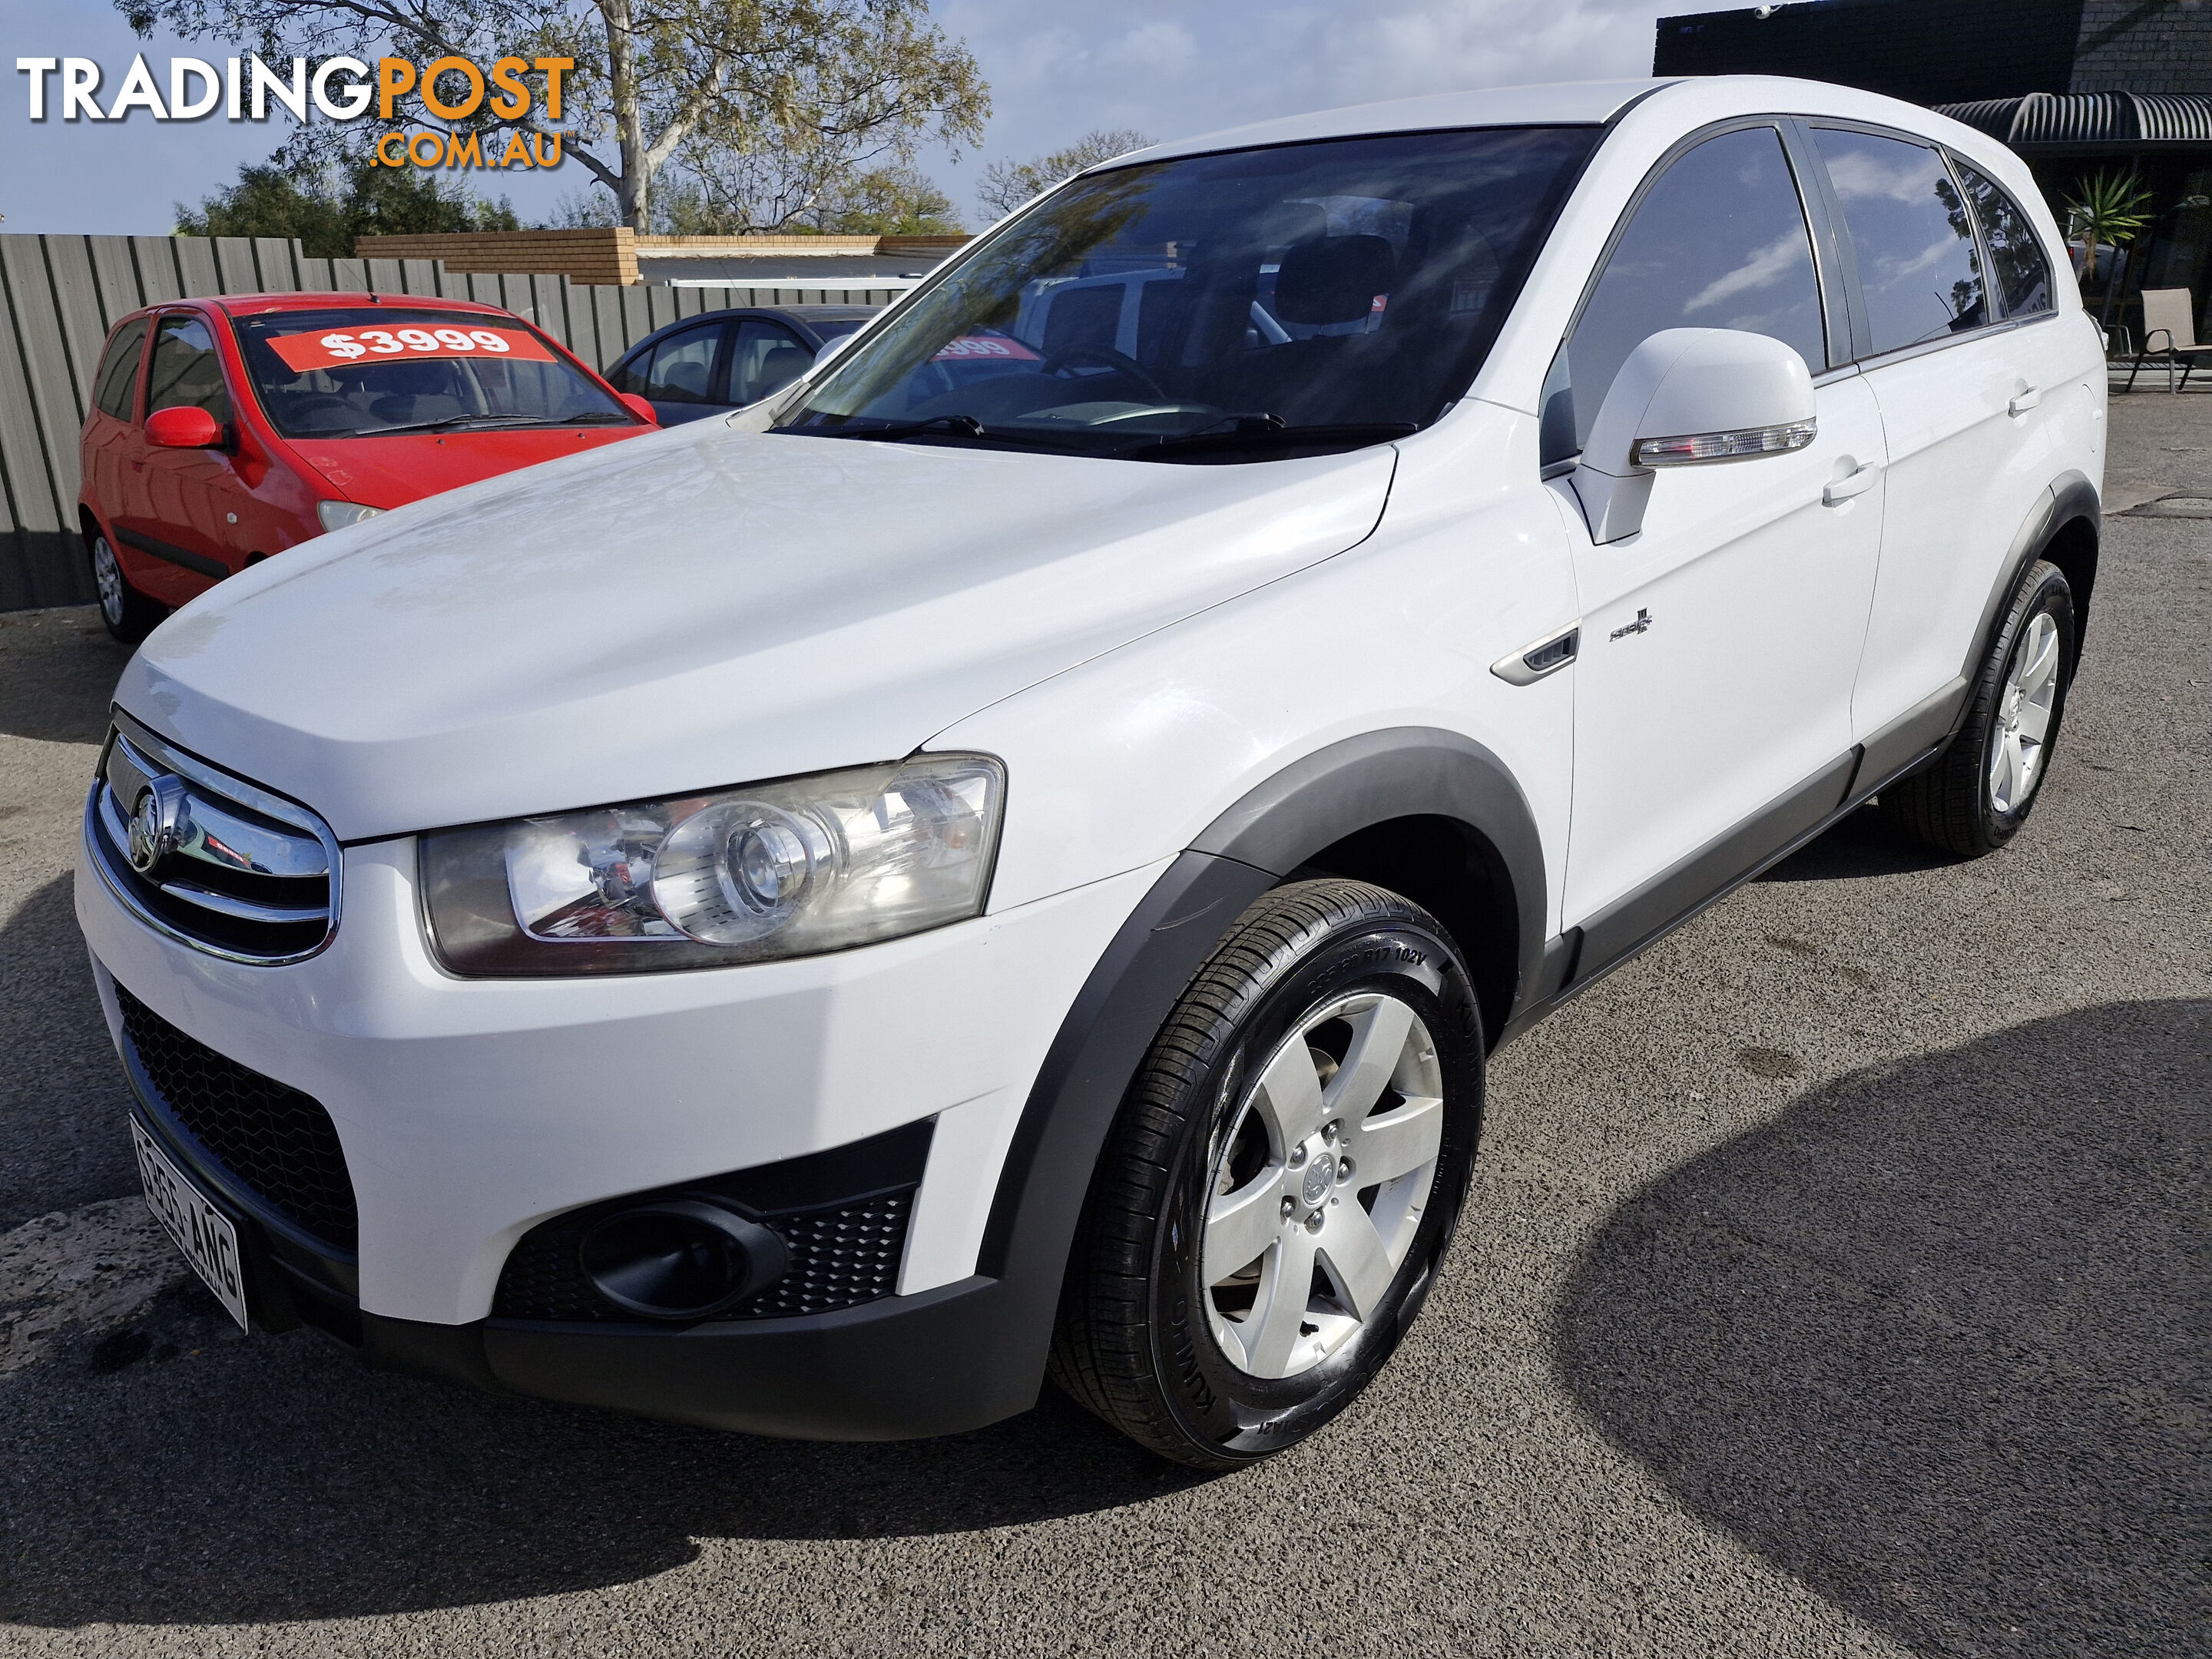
[130,1117,250,1331]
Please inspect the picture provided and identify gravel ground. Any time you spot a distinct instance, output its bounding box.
[0,395,2204,1658]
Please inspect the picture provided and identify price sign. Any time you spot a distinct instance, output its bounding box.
[267,325,556,373]
[932,333,1041,363]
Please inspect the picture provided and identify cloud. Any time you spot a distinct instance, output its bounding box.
[1103,20,1200,75]
[1823,146,1942,205]
[1684,229,1811,313]
[928,0,1683,218]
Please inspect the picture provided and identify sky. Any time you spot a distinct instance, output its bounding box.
[0,0,1694,235]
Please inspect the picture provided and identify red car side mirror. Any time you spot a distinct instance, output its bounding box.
[146,406,225,449]
[618,393,659,426]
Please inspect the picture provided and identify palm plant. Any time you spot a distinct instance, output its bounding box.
[2061,170,2153,278]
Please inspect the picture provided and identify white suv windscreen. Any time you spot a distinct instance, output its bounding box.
[777,126,1599,462]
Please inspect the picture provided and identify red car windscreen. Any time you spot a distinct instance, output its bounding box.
[267,323,557,373]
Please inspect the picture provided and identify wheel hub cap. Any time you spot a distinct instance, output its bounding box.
[1300,1152,1334,1207]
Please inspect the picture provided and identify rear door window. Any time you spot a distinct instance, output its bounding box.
[93,317,150,420]
[1552,125,1826,459]
[1955,163,2054,319]
[146,315,231,421]
[1810,127,1988,355]
[730,320,814,406]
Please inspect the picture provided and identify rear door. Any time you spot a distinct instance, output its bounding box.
[1806,126,2085,754]
[1551,121,1887,955]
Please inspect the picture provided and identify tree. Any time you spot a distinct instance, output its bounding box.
[2061,169,2153,278]
[815,164,961,234]
[657,157,961,234]
[175,154,519,255]
[2061,168,2155,332]
[975,128,1151,220]
[118,0,989,232]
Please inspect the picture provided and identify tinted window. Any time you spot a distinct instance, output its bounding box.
[93,317,149,420]
[1553,126,1825,459]
[228,309,633,439]
[782,125,1600,462]
[1812,127,1987,355]
[1957,163,2053,318]
[730,320,813,406]
[146,315,230,421]
[641,323,722,405]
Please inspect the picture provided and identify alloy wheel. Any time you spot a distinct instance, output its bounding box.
[1988,610,2060,814]
[1202,992,1444,1379]
[92,537,125,628]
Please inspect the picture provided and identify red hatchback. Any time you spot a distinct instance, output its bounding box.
[78,293,657,641]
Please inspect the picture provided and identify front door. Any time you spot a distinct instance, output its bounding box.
[115,312,252,604]
[1543,121,1885,952]
[625,320,730,425]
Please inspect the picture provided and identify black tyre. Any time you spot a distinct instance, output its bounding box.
[1050,879,1483,1469]
[88,531,166,644]
[1881,558,2075,859]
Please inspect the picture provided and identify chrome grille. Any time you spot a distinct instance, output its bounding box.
[85,714,340,965]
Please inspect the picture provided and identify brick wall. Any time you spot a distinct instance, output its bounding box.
[2071,0,2212,96]
[355,229,638,286]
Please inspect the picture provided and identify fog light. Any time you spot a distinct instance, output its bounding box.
[578,1200,789,1320]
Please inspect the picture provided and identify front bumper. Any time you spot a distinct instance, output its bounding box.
[367,1277,1042,1440]
[80,826,1165,1432]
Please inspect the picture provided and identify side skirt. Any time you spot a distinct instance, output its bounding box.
[1496,685,1969,1045]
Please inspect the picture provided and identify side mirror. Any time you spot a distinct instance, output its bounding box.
[145,406,225,449]
[618,393,659,426]
[811,332,861,369]
[1570,328,1816,544]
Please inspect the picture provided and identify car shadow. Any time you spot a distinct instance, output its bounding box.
[0,604,127,747]
[1555,998,2208,1659]
[0,1272,1206,1627]
[1757,800,1960,882]
[0,874,141,1231]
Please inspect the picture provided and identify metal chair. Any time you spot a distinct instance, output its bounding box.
[2126,289,2212,392]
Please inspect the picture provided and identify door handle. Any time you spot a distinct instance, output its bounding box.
[1822,462,1879,506]
[2008,386,2041,416]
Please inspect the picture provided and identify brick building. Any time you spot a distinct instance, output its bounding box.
[1654,0,2212,346]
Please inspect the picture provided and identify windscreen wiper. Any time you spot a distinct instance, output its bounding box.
[1137,419,1420,455]
[810,414,990,441]
[347,412,631,438]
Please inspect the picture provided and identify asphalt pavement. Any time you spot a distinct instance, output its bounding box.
[0,393,2204,1658]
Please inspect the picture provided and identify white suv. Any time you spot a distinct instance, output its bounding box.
[81,76,2104,1469]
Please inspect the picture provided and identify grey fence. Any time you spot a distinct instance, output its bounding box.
[0,232,905,610]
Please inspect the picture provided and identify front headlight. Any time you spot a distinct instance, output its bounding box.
[316,500,386,533]
[421,754,1004,976]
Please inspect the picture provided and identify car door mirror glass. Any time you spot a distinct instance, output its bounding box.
[1571,327,1816,544]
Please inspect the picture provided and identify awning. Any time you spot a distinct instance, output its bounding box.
[1936,92,2212,151]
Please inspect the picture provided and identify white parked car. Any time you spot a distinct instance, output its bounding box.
[81,75,2103,1469]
